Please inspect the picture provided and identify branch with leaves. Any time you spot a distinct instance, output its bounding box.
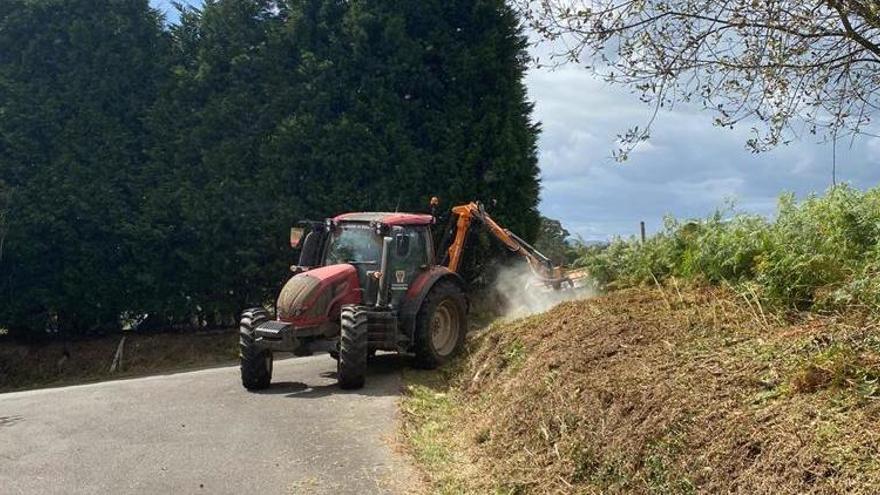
[518,0,880,158]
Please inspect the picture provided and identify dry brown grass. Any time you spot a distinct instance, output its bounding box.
[0,330,238,392]
[402,285,880,494]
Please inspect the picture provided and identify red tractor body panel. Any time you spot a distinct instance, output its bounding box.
[405,266,454,301]
[276,264,361,328]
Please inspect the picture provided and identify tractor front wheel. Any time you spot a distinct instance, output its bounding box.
[338,305,368,389]
[330,348,376,361]
[414,280,467,369]
[240,308,273,391]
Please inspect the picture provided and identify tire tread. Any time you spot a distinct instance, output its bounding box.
[338,305,368,389]
[240,307,272,390]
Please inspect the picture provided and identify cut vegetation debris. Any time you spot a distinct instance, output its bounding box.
[401,286,880,494]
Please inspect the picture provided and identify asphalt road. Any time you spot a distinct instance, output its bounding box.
[0,354,417,495]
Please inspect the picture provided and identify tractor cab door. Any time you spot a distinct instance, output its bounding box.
[388,225,432,307]
[291,223,329,268]
[298,232,323,267]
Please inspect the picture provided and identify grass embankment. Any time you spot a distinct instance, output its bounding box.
[401,286,880,494]
[0,330,238,392]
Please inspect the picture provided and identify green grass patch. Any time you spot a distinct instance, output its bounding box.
[788,344,880,397]
[400,365,475,494]
[501,338,526,371]
[642,425,695,495]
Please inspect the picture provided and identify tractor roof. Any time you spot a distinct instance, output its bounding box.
[333,212,434,226]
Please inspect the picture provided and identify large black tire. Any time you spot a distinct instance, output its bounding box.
[413,280,467,369]
[338,305,368,389]
[240,308,273,391]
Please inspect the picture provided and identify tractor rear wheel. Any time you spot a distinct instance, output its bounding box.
[240,308,273,391]
[413,280,466,369]
[338,305,368,389]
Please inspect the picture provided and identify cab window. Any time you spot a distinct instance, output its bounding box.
[325,224,382,265]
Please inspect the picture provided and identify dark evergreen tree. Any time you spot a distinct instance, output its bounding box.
[143,0,292,326]
[264,0,541,279]
[0,0,168,335]
[0,0,541,335]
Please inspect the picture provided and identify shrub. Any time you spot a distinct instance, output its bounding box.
[578,185,880,312]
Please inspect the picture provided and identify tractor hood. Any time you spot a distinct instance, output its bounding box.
[276,264,361,326]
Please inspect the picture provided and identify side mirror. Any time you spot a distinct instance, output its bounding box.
[395,233,410,257]
[290,227,305,249]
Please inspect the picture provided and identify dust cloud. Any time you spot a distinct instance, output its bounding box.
[489,263,596,320]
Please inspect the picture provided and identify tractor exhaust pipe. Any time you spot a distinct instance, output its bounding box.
[376,236,393,307]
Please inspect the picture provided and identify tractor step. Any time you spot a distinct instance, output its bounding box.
[363,310,402,351]
[254,320,298,352]
[254,320,292,339]
[253,320,331,353]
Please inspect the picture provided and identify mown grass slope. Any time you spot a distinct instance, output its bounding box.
[402,286,880,494]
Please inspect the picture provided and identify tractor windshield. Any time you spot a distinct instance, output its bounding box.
[325,224,382,265]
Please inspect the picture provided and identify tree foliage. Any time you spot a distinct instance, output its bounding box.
[519,0,880,157]
[0,0,540,336]
[577,185,880,312]
[534,216,579,265]
[0,0,168,335]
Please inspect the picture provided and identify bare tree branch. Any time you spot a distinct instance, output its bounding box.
[518,0,880,157]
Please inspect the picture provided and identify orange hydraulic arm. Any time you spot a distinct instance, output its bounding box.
[444,202,567,286]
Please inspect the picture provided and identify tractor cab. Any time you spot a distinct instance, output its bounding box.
[291,212,435,308]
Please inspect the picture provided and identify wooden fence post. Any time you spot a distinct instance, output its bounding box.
[109,336,126,373]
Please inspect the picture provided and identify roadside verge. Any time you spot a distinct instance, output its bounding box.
[400,286,880,493]
[1,330,237,392]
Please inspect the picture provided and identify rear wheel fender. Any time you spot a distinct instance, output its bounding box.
[412,280,467,368]
[398,268,468,343]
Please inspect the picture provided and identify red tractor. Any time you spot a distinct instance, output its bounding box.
[239,200,577,390]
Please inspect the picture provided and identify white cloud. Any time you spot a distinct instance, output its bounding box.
[527,62,880,241]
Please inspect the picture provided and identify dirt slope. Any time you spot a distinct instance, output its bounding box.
[402,286,880,494]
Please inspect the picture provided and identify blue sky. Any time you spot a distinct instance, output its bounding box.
[150,1,880,241]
